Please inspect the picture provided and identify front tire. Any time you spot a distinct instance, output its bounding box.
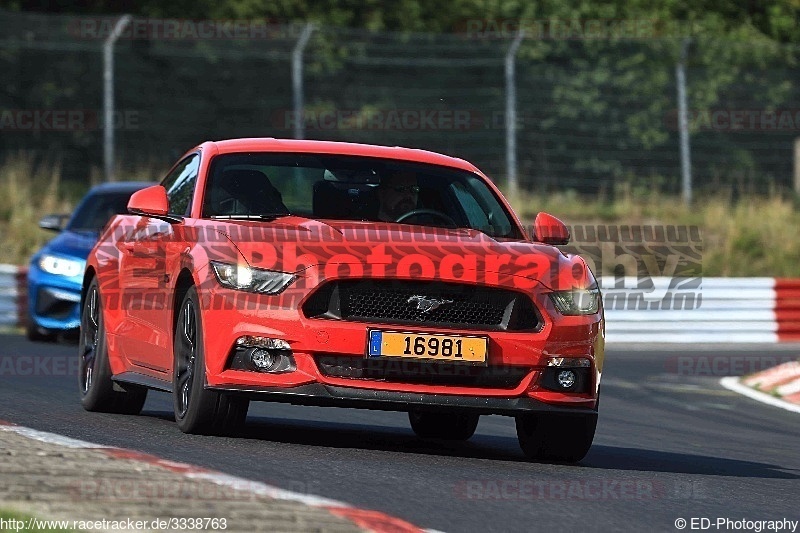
[79,278,147,414]
[26,312,56,343]
[173,286,249,435]
[409,410,479,441]
[515,413,597,463]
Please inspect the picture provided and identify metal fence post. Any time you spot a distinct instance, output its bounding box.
[794,138,800,195]
[676,38,692,204]
[103,14,131,182]
[292,23,315,140]
[505,30,524,197]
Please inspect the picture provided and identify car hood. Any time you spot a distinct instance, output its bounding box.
[39,230,98,260]
[197,217,593,291]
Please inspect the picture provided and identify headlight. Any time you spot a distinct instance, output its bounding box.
[38,255,83,277]
[549,288,600,315]
[210,261,296,295]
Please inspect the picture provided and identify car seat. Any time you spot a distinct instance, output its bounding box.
[210,169,289,215]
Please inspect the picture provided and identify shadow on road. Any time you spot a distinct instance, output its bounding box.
[136,410,800,481]
[583,446,799,479]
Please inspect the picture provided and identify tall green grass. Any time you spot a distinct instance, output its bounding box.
[0,155,73,265]
[509,187,800,277]
[1,157,798,276]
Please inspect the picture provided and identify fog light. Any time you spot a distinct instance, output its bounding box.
[557,370,577,390]
[540,360,589,393]
[250,348,276,371]
[230,341,296,374]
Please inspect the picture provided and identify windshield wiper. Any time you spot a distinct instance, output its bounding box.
[209,213,291,221]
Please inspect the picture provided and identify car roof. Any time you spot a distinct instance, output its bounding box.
[202,138,482,174]
[88,181,153,194]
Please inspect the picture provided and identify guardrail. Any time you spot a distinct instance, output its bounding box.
[1,265,798,343]
[0,264,26,327]
[602,276,800,343]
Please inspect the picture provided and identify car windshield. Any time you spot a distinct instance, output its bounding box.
[67,190,137,233]
[203,153,522,239]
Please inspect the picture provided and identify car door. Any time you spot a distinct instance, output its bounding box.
[118,154,200,375]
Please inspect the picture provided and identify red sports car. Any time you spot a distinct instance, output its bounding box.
[79,138,604,462]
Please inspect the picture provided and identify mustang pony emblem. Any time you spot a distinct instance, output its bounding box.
[407,295,454,313]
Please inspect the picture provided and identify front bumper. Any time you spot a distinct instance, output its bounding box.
[197,265,605,411]
[209,382,600,417]
[27,265,82,331]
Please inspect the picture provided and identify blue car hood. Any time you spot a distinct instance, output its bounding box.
[41,230,98,260]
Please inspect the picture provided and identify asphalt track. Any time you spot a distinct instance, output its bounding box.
[1,335,798,533]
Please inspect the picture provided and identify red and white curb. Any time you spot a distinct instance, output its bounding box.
[0,420,442,533]
[720,361,800,414]
[604,277,800,343]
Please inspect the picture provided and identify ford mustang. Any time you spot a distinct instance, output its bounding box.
[79,138,604,462]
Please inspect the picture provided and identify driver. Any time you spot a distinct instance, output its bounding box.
[376,170,420,222]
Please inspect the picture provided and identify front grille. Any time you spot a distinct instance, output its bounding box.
[302,280,540,331]
[315,354,530,389]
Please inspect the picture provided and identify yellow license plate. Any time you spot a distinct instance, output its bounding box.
[367,330,487,364]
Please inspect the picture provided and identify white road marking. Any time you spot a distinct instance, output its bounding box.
[777,378,800,396]
[596,378,641,389]
[185,471,349,508]
[720,377,800,414]
[0,425,109,449]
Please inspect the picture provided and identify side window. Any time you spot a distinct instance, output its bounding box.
[161,154,200,215]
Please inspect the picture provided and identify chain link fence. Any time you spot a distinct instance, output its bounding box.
[1,10,799,196]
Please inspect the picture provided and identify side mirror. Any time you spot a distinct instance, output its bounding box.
[533,212,570,245]
[128,185,169,217]
[39,214,69,232]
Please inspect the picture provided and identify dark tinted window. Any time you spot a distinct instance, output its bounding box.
[67,190,140,233]
[161,154,200,215]
[203,153,521,238]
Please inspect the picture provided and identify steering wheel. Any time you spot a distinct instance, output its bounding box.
[395,208,457,227]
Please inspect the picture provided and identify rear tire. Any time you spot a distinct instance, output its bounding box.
[515,413,597,463]
[173,286,249,435]
[79,278,147,414]
[409,410,479,441]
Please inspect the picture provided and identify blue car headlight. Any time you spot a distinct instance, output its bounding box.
[38,255,83,277]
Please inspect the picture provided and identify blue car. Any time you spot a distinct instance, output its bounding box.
[27,181,151,342]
